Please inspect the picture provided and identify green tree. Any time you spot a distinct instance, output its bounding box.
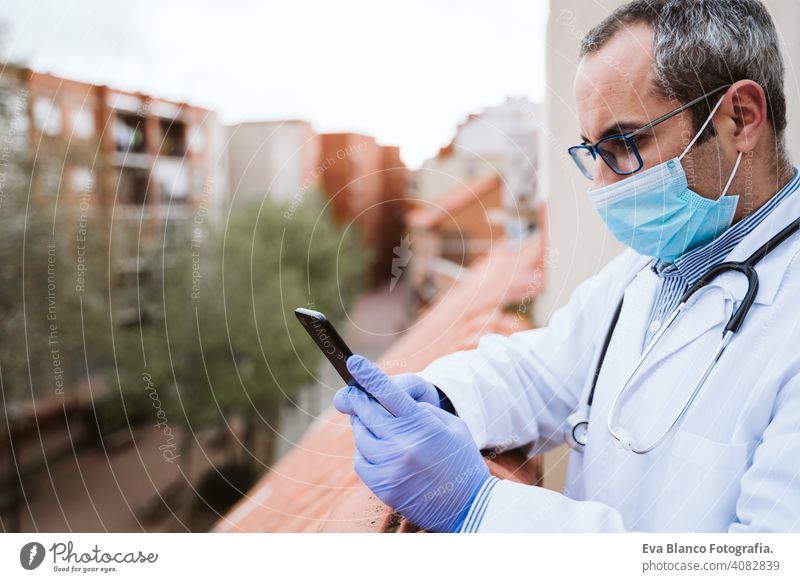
[0,94,112,406]
[115,190,364,469]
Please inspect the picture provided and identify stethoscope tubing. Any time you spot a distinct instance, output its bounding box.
[569,216,800,454]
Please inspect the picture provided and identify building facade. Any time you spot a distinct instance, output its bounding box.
[226,119,320,205]
[318,133,409,288]
[16,69,229,321]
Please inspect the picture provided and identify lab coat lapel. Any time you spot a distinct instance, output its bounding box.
[636,285,731,372]
[626,183,800,373]
[610,264,727,371]
[614,268,731,373]
[579,256,654,461]
[712,188,800,307]
[614,268,659,368]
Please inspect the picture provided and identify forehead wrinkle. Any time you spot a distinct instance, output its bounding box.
[576,71,660,143]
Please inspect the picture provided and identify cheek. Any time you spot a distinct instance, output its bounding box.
[641,116,696,166]
[592,169,627,189]
[679,146,727,191]
[636,136,685,169]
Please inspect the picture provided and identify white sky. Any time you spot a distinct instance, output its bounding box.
[0,0,548,167]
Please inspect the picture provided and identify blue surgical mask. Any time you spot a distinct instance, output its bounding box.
[587,96,742,262]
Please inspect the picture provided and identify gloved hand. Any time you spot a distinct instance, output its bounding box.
[333,354,490,533]
[337,371,440,408]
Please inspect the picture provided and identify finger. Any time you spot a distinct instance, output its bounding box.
[393,373,438,406]
[346,354,418,417]
[418,403,483,461]
[351,415,390,464]
[353,447,377,487]
[336,385,396,438]
[333,383,359,415]
[406,402,467,451]
[420,401,460,428]
[347,389,396,439]
[347,378,387,409]
[354,448,399,495]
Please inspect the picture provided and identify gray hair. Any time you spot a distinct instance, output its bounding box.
[580,0,787,154]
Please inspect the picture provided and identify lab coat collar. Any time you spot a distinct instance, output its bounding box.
[619,180,800,374]
[715,180,800,307]
[649,165,800,285]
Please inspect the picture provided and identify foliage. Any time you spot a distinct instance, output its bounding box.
[114,191,365,438]
[0,145,112,404]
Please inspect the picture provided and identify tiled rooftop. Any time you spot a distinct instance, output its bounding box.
[406,174,503,231]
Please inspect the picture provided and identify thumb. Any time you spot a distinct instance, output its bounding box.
[346,355,418,417]
[420,400,460,428]
[393,373,438,406]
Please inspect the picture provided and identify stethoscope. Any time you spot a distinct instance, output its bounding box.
[565,216,800,454]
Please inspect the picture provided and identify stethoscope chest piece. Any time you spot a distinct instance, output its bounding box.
[565,410,589,449]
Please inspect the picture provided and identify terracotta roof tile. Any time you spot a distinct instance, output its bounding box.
[407,174,503,231]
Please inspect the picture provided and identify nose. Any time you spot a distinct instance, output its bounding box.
[591,161,624,190]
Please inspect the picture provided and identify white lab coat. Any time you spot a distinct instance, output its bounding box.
[417,185,800,532]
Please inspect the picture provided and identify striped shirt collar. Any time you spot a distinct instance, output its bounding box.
[651,166,800,281]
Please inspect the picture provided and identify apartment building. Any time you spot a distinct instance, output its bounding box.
[317,133,409,288]
[16,69,229,320]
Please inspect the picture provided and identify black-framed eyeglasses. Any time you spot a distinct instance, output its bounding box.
[568,84,731,181]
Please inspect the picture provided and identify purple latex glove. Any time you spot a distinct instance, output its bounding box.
[333,354,490,532]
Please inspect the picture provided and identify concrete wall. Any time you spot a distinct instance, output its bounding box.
[536,0,628,330]
[766,0,800,161]
[226,120,320,205]
[537,0,800,493]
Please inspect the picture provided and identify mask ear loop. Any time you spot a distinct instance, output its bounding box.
[720,150,743,197]
[677,93,741,199]
[678,95,726,162]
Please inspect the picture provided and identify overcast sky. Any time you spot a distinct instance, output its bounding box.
[0,0,547,167]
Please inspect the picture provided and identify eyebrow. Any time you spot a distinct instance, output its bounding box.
[580,121,647,144]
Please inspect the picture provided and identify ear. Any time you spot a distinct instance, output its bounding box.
[722,80,768,154]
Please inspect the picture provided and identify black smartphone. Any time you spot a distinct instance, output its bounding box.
[294,307,381,405]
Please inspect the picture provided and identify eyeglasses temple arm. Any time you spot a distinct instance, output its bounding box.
[627,84,731,138]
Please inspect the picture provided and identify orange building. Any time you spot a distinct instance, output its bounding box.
[318,133,409,288]
[18,69,229,322]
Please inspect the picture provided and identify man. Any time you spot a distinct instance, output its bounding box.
[334,0,800,532]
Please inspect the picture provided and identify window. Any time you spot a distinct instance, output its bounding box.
[37,161,61,197]
[0,89,28,149]
[159,118,186,157]
[69,107,95,140]
[70,166,95,194]
[117,167,150,205]
[164,218,189,248]
[33,96,62,136]
[154,159,189,201]
[187,124,206,154]
[113,112,146,153]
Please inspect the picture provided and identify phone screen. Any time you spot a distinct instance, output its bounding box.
[294,307,354,383]
[294,308,386,411]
